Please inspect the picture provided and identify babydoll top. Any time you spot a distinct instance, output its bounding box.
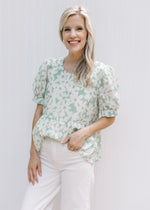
[32,56,120,164]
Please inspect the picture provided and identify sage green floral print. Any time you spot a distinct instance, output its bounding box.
[32,57,120,164]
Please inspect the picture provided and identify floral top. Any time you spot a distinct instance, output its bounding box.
[32,56,120,164]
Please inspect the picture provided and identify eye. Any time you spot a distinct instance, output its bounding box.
[77,27,83,30]
[64,28,70,31]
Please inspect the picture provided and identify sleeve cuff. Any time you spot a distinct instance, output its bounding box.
[32,97,44,105]
[99,109,118,118]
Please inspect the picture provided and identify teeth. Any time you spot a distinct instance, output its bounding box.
[69,41,80,43]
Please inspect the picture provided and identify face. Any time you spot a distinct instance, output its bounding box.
[62,14,87,56]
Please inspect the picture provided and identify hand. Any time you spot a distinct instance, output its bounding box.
[61,128,88,151]
[28,149,42,185]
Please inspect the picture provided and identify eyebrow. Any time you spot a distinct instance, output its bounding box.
[63,25,83,29]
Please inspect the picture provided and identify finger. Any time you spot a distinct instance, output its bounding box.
[38,162,42,176]
[75,146,81,150]
[32,168,38,183]
[68,144,75,151]
[61,136,70,144]
[69,145,80,151]
[28,168,31,183]
[30,169,35,185]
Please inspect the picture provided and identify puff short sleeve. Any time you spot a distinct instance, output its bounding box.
[32,59,48,105]
[97,64,120,118]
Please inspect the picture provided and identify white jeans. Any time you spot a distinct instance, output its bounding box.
[21,137,95,210]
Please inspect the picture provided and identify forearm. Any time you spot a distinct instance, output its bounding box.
[83,116,115,138]
[30,105,43,154]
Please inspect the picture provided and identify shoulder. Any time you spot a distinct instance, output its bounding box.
[41,56,62,68]
[94,59,116,79]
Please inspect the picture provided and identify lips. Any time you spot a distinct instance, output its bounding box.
[68,40,81,47]
[68,40,81,43]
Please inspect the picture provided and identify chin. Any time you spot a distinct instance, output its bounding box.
[69,48,84,53]
[69,51,83,56]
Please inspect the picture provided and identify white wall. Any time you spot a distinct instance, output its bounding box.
[1,0,150,209]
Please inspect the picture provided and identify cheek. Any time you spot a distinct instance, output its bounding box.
[81,36,87,43]
[63,34,70,41]
[81,32,87,41]
[62,32,67,40]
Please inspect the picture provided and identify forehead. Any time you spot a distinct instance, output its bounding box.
[64,14,85,27]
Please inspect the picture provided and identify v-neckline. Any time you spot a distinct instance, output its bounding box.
[61,57,74,76]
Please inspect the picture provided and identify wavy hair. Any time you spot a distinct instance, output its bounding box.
[59,6,95,87]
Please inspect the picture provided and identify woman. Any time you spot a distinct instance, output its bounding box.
[21,5,120,210]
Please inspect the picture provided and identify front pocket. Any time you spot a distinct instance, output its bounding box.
[65,142,79,153]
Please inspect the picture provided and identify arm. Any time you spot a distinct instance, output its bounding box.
[61,116,115,151]
[82,63,120,138]
[28,104,43,185]
[29,58,49,184]
[30,104,43,154]
[82,116,115,139]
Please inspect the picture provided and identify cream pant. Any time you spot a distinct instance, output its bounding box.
[21,137,95,210]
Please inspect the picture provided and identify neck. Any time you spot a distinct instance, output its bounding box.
[66,52,84,64]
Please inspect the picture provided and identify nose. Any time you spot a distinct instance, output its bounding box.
[70,29,76,38]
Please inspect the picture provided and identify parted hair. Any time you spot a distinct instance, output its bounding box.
[59,5,95,87]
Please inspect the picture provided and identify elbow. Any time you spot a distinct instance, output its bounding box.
[109,116,116,124]
[36,104,43,116]
[105,116,116,125]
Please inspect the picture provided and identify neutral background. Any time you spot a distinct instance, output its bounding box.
[1,0,150,209]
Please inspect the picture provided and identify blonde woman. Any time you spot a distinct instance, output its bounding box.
[21,5,120,210]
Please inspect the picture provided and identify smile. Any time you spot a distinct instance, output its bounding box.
[68,40,81,46]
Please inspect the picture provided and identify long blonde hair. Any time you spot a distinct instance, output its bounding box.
[59,6,95,88]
